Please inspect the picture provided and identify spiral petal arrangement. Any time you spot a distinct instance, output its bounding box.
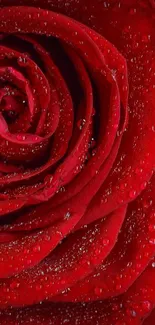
[0,1,155,324]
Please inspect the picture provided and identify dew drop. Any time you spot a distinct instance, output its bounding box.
[45,175,53,184]
[129,190,136,198]
[92,149,97,156]
[3,286,10,293]
[44,234,51,241]
[135,263,141,270]
[64,211,71,220]
[36,284,42,291]
[130,310,137,317]
[148,224,155,232]
[33,245,41,253]
[120,182,127,190]
[142,34,151,43]
[18,56,27,66]
[16,134,26,141]
[152,125,155,132]
[140,182,147,190]
[135,167,143,175]
[141,301,151,312]
[94,287,103,295]
[149,238,155,245]
[112,304,119,311]
[115,284,122,291]
[129,8,137,15]
[27,259,32,265]
[77,119,86,130]
[89,138,96,149]
[95,248,101,255]
[102,238,110,246]
[10,281,20,289]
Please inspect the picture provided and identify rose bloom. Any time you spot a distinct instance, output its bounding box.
[0,0,155,324]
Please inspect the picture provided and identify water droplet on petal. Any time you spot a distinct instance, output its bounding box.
[18,56,28,66]
[148,224,155,232]
[94,287,103,295]
[120,183,127,190]
[77,119,86,130]
[64,211,71,220]
[10,281,20,289]
[33,245,41,253]
[129,8,137,15]
[141,301,151,312]
[116,284,122,291]
[152,125,155,132]
[36,284,42,291]
[45,175,53,184]
[129,190,136,199]
[102,238,110,246]
[16,134,25,141]
[128,309,137,317]
[140,182,147,190]
[149,238,155,245]
[135,167,143,175]
[44,234,51,241]
[92,149,97,156]
[27,259,32,265]
[89,138,96,149]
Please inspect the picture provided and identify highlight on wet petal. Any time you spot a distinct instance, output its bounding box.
[0,1,154,324]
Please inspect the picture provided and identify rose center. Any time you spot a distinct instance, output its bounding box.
[0,86,26,124]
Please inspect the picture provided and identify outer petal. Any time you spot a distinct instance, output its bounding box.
[0,206,84,278]
[1,0,155,217]
[0,301,140,325]
[53,174,155,302]
[0,206,126,307]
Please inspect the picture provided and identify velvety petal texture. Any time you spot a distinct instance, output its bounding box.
[0,0,155,324]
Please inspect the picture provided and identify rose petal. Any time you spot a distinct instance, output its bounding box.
[53,174,155,302]
[0,206,126,307]
[0,301,140,325]
[0,207,83,278]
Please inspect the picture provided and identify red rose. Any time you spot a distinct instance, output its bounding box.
[0,0,155,324]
